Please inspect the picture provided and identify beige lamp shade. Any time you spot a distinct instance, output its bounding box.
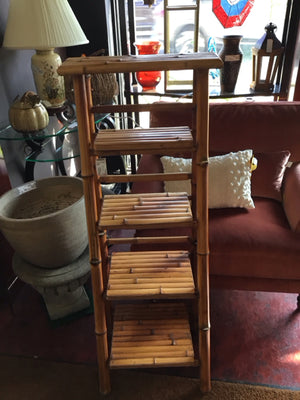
[3,0,88,49]
[3,0,89,109]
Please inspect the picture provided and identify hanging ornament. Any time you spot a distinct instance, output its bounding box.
[213,0,255,28]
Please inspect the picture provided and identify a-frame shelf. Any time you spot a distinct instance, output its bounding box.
[58,52,222,395]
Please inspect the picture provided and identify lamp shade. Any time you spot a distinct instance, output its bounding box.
[3,0,89,109]
[3,0,89,49]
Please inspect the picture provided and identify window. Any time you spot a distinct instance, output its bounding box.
[133,0,291,95]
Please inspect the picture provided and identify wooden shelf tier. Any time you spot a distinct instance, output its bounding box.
[99,192,193,230]
[93,126,193,156]
[110,303,197,369]
[107,250,195,300]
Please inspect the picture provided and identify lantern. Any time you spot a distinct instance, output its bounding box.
[250,22,284,92]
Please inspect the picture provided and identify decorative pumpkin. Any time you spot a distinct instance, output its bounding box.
[9,91,49,132]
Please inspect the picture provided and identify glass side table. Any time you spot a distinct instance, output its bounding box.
[0,112,119,188]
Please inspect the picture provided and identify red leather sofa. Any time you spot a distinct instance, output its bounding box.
[132,101,300,308]
[0,158,14,306]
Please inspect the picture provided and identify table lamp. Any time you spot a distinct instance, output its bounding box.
[3,0,89,109]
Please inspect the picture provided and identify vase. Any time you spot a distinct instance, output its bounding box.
[134,41,162,91]
[218,35,243,93]
[31,49,66,108]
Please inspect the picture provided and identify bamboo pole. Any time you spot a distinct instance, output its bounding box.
[85,75,109,285]
[72,74,111,394]
[107,236,192,245]
[99,172,192,183]
[85,74,112,334]
[193,68,211,393]
[91,101,195,115]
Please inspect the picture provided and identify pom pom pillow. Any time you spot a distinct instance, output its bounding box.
[161,150,255,209]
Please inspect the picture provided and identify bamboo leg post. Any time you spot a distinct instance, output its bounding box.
[85,73,109,286]
[197,253,211,393]
[193,68,211,393]
[73,75,111,394]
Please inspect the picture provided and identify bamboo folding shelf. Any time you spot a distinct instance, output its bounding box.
[58,53,222,395]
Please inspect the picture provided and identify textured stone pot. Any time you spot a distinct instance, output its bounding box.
[0,176,88,268]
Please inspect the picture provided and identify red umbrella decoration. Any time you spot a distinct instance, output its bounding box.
[213,0,255,28]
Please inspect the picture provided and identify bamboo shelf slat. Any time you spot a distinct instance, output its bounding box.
[110,303,197,369]
[107,250,195,300]
[99,192,193,230]
[93,126,193,156]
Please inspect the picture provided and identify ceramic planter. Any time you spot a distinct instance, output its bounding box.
[0,176,88,268]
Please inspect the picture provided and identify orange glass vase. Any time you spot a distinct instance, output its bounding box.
[135,41,162,91]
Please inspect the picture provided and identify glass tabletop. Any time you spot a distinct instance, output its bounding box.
[24,133,81,163]
[0,119,68,141]
[0,113,111,141]
[24,114,111,163]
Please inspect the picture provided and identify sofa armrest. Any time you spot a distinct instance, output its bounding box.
[131,155,164,194]
[0,159,11,195]
[283,162,300,232]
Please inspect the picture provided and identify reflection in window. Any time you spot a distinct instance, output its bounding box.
[133,0,289,94]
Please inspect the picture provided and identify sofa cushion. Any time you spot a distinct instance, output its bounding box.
[161,150,255,209]
[283,162,300,232]
[133,198,300,281]
[133,154,164,194]
[208,102,300,163]
[209,198,300,280]
[251,151,290,201]
[150,101,300,162]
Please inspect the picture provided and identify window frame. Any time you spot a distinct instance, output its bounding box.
[126,0,300,100]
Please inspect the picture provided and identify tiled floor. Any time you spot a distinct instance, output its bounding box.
[1,280,299,390]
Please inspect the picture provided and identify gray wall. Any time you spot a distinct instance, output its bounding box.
[0,0,35,128]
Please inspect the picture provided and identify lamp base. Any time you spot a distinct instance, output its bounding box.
[31,49,66,109]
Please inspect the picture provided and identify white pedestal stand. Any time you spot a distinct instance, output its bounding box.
[12,247,91,320]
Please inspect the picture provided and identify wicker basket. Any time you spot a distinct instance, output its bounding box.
[65,72,119,105]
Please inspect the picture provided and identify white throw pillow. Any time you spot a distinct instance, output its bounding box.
[161,150,255,209]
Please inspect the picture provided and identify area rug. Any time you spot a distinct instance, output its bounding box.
[0,355,299,400]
